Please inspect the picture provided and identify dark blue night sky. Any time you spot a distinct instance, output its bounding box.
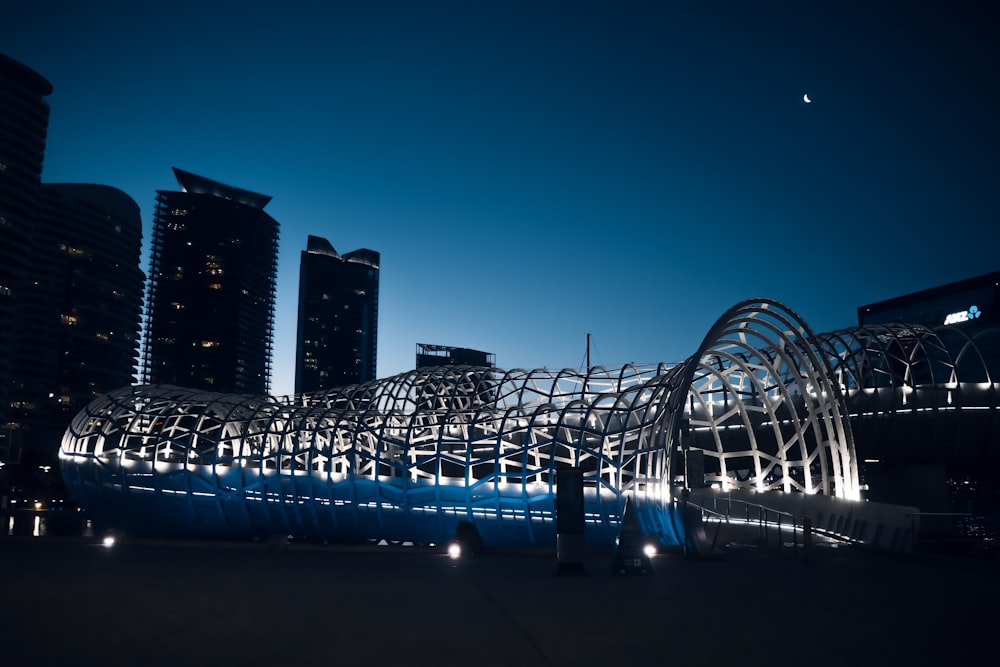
[4,0,998,395]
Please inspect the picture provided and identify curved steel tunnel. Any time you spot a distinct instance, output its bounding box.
[59,299,997,545]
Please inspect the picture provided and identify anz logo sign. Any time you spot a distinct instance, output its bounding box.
[943,305,982,326]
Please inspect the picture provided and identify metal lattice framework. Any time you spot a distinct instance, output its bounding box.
[669,299,860,499]
[814,322,999,463]
[818,324,992,394]
[60,299,863,545]
[59,365,682,544]
[816,322,993,392]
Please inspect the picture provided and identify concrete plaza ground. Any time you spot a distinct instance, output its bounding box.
[1,531,997,666]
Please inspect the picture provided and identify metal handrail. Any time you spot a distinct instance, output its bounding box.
[687,493,801,552]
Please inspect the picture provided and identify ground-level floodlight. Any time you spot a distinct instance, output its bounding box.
[447,520,484,559]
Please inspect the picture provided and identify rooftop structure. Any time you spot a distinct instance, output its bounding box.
[416,343,495,369]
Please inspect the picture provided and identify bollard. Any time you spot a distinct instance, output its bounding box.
[556,467,585,573]
[802,514,812,559]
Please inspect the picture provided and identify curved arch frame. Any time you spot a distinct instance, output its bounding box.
[659,299,860,500]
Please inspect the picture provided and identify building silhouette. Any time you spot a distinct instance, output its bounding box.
[10,184,144,467]
[1,54,52,470]
[295,235,379,393]
[1,55,144,499]
[142,168,279,394]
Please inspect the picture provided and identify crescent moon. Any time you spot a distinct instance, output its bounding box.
[803,94,812,103]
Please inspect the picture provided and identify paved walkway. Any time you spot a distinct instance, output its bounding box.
[1,533,996,666]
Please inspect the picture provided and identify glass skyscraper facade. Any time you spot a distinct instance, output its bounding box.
[142,168,279,395]
[295,235,379,394]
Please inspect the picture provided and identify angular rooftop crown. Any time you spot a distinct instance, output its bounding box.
[172,167,272,209]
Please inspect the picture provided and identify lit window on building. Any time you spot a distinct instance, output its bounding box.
[208,283,222,290]
[200,341,219,348]
[170,302,184,310]
[59,244,86,257]
[60,314,78,326]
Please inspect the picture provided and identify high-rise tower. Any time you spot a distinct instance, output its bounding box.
[295,235,379,393]
[0,54,52,466]
[142,168,279,394]
[8,184,144,472]
[1,54,144,496]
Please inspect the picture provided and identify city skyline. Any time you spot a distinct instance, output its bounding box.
[3,1,998,396]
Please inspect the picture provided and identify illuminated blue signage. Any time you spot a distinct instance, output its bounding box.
[943,305,982,326]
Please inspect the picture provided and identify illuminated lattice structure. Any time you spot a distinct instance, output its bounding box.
[815,323,999,463]
[816,321,993,396]
[61,299,868,545]
[675,299,860,497]
[60,366,682,544]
